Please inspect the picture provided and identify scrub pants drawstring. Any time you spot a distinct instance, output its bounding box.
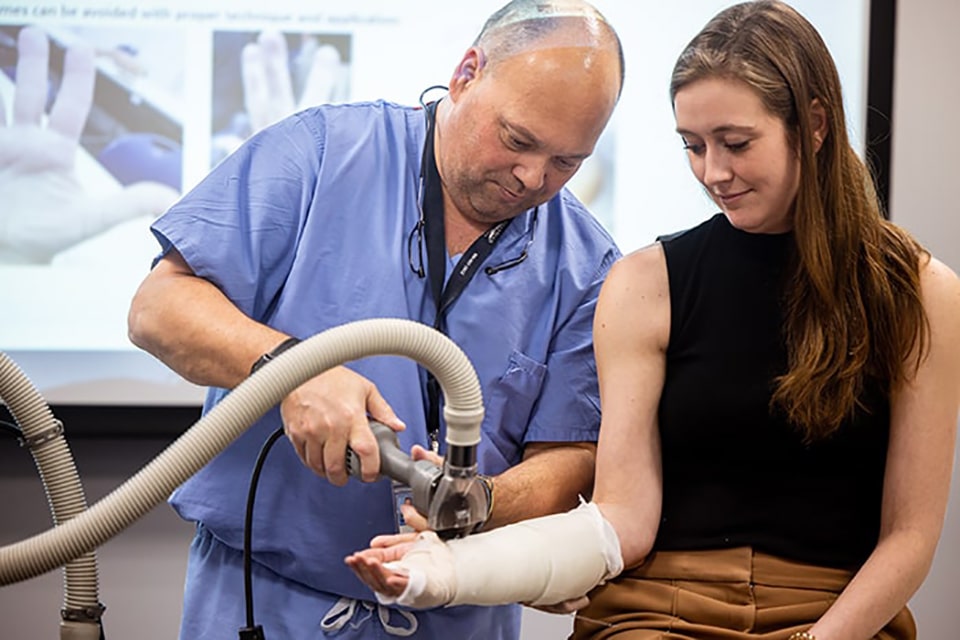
[320,597,418,637]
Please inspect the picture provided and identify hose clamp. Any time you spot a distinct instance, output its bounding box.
[18,419,64,450]
[61,602,106,623]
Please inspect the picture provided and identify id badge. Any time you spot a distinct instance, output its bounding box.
[391,481,415,534]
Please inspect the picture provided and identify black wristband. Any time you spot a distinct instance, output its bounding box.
[476,474,494,531]
[250,337,302,375]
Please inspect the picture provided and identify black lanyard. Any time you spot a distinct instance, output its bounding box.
[420,100,512,451]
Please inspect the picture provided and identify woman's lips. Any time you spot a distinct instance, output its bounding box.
[717,189,751,206]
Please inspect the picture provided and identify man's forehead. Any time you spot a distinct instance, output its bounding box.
[488,0,606,27]
[484,18,609,55]
[479,0,614,62]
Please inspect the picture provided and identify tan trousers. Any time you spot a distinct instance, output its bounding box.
[571,547,916,640]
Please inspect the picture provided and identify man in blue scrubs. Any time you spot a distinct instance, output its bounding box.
[127,1,624,638]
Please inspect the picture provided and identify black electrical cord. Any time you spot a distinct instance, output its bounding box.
[239,426,286,640]
[0,419,21,439]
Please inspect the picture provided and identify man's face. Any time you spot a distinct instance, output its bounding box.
[438,41,619,226]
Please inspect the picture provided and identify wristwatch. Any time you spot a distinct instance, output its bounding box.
[250,337,302,375]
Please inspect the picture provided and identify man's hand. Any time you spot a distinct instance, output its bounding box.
[0,26,178,264]
[393,444,444,531]
[527,595,591,614]
[279,365,405,485]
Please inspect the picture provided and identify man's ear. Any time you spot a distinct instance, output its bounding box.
[810,97,828,153]
[449,47,486,97]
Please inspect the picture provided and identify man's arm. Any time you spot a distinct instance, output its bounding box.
[128,248,405,484]
[127,248,287,388]
[484,441,596,529]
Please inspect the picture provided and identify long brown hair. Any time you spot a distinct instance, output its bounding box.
[670,1,929,440]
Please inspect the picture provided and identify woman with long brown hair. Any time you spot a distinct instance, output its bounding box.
[346,3,960,638]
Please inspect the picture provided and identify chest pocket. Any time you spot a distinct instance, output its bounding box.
[481,349,547,470]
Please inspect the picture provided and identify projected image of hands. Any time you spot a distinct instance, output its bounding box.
[211,30,350,165]
[0,25,183,265]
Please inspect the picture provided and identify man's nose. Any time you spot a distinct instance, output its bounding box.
[512,154,549,192]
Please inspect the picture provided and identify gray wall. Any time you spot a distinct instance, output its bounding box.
[2,0,959,637]
[886,0,960,633]
[0,438,193,639]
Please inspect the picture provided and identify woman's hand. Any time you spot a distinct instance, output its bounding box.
[345,532,420,600]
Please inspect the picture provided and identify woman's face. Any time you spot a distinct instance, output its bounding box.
[674,76,800,234]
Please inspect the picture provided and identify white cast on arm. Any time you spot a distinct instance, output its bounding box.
[380,501,623,608]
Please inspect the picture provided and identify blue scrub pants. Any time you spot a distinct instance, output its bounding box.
[179,524,521,639]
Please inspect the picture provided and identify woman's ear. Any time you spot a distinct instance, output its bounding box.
[810,98,828,153]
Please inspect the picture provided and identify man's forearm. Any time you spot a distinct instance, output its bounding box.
[484,442,596,529]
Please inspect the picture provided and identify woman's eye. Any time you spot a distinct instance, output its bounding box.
[682,142,705,155]
[725,140,749,152]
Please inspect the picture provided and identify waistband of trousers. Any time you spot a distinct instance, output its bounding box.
[623,547,854,592]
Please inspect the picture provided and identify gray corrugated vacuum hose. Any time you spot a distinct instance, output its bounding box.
[0,353,103,639]
[0,319,484,593]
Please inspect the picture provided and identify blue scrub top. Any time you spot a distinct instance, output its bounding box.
[152,99,620,626]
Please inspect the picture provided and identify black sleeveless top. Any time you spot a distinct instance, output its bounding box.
[655,214,888,569]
